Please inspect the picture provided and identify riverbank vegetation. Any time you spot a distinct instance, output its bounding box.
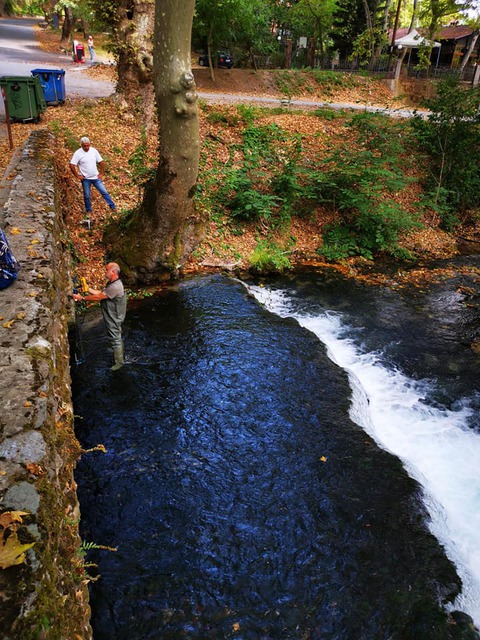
[1,68,479,288]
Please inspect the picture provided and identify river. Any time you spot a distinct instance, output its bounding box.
[72,261,480,640]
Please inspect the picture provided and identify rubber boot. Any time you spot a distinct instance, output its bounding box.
[111,345,124,371]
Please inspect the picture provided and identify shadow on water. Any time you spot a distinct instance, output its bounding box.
[72,274,478,640]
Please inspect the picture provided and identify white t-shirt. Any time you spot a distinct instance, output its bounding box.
[70,146,103,179]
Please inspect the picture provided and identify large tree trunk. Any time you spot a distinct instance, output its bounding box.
[115,0,156,131]
[105,0,204,284]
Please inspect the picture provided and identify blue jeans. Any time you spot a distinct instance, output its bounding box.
[81,178,116,212]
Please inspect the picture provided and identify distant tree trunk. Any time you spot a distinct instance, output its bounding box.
[115,0,155,131]
[307,37,315,67]
[409,0,419,31]
[318,20,324,57]
[392,5,416,80]
[393,46,408,79]
[207,25,216,82]
[61,6,75,43]
[105,0,203,283]
[426,0,443,40]
[371,0,392,68]
[459,29,480,73]
[248,45,258,71]
[80,18,89,38]
[361,0,376,70]
[284,38,293,68]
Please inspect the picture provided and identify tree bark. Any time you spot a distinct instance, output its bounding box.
[61,7,74,43]
[105,0,203,283]
[115,0,156,131]
[284,38,293,69]
[307,37,315,67]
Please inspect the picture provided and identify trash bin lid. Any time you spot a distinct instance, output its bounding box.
[31,68,65,75]
[0,75,37,82]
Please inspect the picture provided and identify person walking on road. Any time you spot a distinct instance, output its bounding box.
[69,136,116,214]
[72,262,127,370]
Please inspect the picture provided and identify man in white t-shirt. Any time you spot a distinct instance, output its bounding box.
[69,136,116,214]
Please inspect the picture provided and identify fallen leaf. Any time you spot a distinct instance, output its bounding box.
[232,622,240,632]
[320,456,328,463]
[0,532,35,569]
[2,320,15,329]
[16,312,26,320]
[9,227,21,235]
[29,239,40,245]
[0,511,29,529]
[24,401,33,407]
[26,463,45,477]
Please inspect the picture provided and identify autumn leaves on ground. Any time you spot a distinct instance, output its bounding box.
[0,26,475,291]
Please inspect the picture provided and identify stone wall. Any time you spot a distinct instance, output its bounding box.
[0,130,91,640]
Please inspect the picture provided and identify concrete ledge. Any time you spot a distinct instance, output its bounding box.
[0,130,91,640]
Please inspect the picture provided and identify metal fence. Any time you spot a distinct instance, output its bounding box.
[261,49,478,83]
[250,50,478,85]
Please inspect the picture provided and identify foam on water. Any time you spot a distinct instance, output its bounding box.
[249,284,480,625]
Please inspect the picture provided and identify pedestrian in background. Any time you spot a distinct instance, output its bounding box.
[69,136,116,214]
[87,34,94,60]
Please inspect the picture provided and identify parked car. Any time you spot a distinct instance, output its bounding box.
[198,52,233,69]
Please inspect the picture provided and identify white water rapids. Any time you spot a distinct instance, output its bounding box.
[249,284,480,626]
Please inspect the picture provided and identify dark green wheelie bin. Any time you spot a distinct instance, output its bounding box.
[0,75,47,123]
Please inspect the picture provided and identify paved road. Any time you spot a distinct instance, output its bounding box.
[0,17,115,122]
[0,17,427,129]
[198,90,426,118]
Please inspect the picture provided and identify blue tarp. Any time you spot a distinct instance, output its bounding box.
[0,228,20,289]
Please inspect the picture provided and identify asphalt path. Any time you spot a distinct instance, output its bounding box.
[198,90,426,118]
[0,16,426,130]
[0,17,115,123]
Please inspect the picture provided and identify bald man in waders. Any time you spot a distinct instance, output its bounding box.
[73,262,126,370]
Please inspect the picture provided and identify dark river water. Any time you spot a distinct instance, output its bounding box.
[71,263,480,640]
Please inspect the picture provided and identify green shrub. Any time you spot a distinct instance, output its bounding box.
[249,238,292,272]
[216,123,303,225]
[410,77,480,227]
[225,172,281,221]
[311,113,419,259]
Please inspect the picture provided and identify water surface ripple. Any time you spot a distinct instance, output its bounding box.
[73,273,478,640]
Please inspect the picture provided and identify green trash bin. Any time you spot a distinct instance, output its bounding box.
[0,75,47,123]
